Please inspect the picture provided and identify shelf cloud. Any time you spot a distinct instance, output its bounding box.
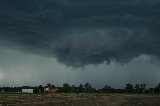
[0,0,160,67]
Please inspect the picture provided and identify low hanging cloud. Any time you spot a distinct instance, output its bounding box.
[0,0,160,67]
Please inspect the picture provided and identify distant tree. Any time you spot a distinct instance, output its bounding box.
[47,83,51,87]
[141,84,146,93]
[38,85,44,93]
[84,83,95,93]
[125,83,134,93]
[135,84,139,93]
[101,85,113,93]
[78,84,84,93]
[84,83,91,93]
[135,84,146,93]
[70,85,78,93]
[33,87,39,93]
[112,89,125,93]
[154,83,160,93]
[51,85,55,88]
[84,83,91,88]
[146,88,154,93]
[62,83,70,93]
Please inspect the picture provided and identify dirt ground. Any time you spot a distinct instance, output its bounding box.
[0,93,160,106]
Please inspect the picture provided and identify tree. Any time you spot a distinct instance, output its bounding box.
[101,85,113,93]
[154,83,160,93]
[70,85,78,93]
[146,88,154,93]
[38,85,44,93]
[135,84,146,93]
[62,83,70,93]
[125,83,134,93]
[47,83,51,87]
[78,84,84,93]
[51,85,55,88]
[84,83,95,93]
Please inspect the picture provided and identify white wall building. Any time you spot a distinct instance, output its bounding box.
[22,89,33,93]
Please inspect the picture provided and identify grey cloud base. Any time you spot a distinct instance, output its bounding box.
[0,0,160,67]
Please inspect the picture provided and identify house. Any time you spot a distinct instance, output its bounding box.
[44,86,58,93]
[21,86,34,93]
[22,89,33,93]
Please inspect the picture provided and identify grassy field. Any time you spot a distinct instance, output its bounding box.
[0,93,160,106]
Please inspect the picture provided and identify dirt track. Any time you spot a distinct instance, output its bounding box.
[0,93,160,106]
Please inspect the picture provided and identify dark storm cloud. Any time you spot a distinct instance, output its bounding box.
[0,0,160,67]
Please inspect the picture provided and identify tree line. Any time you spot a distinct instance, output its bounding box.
[1,83,160,93]
[33,83,160,93]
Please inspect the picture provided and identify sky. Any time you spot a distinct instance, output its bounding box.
[0,0,160,88]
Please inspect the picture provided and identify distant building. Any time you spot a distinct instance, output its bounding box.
[22,89,33,93]
[21,86,34,93]
[44,86,58,93]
